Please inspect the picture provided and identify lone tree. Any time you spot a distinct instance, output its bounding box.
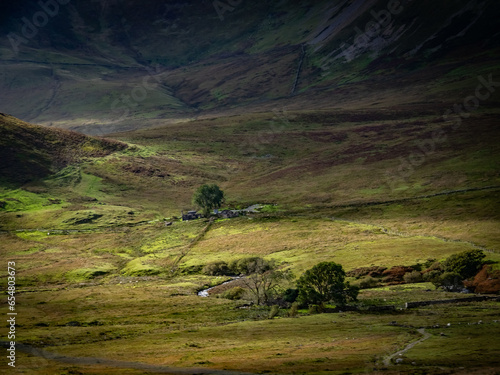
[297,262,358,307]
[192,184,225,217]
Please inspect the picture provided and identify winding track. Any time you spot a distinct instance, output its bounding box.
[1,341,256,375]
[382,328,431,366]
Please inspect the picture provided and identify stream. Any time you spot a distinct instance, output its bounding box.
[197,277,241,297]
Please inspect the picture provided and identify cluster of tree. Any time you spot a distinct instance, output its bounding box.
[349,250,488,293]
[202,257,273,277]
[207,249,487,308]
[423,249,486,292]
[205,257,358,308]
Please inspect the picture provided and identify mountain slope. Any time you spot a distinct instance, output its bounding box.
[1,0,499,133]
[0,113,126,184]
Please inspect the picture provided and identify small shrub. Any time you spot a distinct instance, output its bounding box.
[202,261,230,276]
[308,304,323,314]
[443,249,485,279]
[283,288,299,303]
[268,305,279,319]
[382,266,414,283]
[435,272,463,291]
[409,263,423,272]
[358,276,379,289]
[423,258,437,269]
[403,270,423,284]
[464,265,500,294]
[220,287,245,300]
[181,265,203,275]
[288,302,299,317]
[423,269,442,283]
[346,266,387,278]
[229,257,271,275]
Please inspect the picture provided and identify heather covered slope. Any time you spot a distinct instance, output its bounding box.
[0,113,126,184]
[1,0,499,133]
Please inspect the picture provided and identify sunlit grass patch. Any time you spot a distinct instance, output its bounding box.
[140,220,205,254]
[66,264,117,282]
[121,258,162,277]
[0,188,64,212]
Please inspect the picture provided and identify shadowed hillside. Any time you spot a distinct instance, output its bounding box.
[0,113,126,184]
[1,0,499,133]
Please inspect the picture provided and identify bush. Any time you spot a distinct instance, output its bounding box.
[288,302,299,317]
[434,272,463,292]
[358,276,379,289]
[422,250,486,292]
[181,265,203,275]
[220,287,245,300]
[308,304,323,314]
[283,288,299,303]
[423,269,441,284]
[347,266,387,278]
[202,261,230,276]
[382,266,414,283]
[464,265,500,294]
[423,258,437,269]
[229,257,271,275]
[443,249,485,279]
[409,263,422,272]
[403,270,423,284]
[268,305,279,319]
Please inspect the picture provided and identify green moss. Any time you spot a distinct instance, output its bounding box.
[15,231,49,241]
[121,258,162,276]
[0,189,64,212]
[66,264,116,282]
[141,222,204,254]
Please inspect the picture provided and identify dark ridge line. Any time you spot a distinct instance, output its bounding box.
[0,59,142,70]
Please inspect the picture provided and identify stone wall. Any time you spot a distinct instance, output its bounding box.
[405,295,500,309]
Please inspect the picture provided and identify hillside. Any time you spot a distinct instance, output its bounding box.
[1,1,500,374]
[1,0,499,133]
[1,106,500,373]
[0,113,126,184]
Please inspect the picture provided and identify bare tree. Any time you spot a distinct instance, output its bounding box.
[241,260,292,305]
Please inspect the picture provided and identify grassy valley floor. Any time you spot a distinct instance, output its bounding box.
[1,109,499,374]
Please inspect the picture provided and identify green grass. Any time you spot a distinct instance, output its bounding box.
[1,106,499,374]
[66,264,117,282]
[0,189,64,212]
[10,279,500,374]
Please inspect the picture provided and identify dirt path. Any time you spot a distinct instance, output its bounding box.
[1,341,255,375]
[382,328,431,366]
